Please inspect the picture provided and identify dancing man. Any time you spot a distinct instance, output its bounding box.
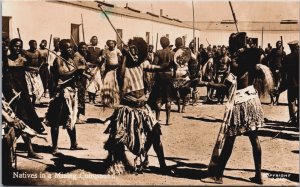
[103,37,172,175]
[201,32,274,184]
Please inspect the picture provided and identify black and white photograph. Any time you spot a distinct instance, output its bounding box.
[1,0,299,186]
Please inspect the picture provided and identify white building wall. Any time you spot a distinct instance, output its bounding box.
[2,1,200,50]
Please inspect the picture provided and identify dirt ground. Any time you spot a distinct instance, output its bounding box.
[4,87,299,186]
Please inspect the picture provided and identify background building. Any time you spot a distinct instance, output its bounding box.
[185,20,299,52]
[2,1,200,50]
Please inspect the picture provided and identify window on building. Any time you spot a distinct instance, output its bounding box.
[71,23,80,47]
[2,16,11,39]
[116,29,123,50]
[166,34,169,39]
[146,32,150,44]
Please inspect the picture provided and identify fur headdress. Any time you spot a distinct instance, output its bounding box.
[125,37,148,67]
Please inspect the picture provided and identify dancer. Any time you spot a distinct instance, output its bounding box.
[201,32,273,184]
[103,37,172,175]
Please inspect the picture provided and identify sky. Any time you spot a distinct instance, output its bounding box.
[108,0,300,22]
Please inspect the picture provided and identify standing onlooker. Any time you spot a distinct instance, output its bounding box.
[87,36,102,103]
[48,37,61,98]
[101,40,122,107]
[266,40,286,105]
[24,40,44,105]
[38,40,50,97]
[2,38,46,137]
[148,37,176,125]
[74,42,89,123]
[280,40,299,127]
[202,51,215,102]
[215,46,231,104]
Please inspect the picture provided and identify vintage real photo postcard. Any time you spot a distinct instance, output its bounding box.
[1,0,299,186]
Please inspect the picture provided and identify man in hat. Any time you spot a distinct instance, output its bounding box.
[280,40,299,127]
[265,40,286,105]
[86,36,102,104]
[148,37,176,125]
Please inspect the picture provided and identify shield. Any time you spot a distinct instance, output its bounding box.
[174,47,191,68]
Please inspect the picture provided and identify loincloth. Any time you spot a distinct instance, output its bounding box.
[25,71,44,100]
[227,85,264,136]
[46,87,78,130]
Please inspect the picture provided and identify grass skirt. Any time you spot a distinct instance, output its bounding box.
[101,70,120,107]
[227,86,264,136]
[103,105,157,174]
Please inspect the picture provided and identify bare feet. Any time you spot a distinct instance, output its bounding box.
[201,176,223,184]
[249,176,263,184]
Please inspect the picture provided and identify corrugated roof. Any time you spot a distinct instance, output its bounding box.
[184,21,300,31]
[55,1,197,30]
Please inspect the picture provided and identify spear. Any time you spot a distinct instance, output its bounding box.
[206,38,210,46]
[44,48,76,68]
[46,34,52,63]
[71,35,78,48]
[261,27,264,48]
[229,1,239,32]
[98,4,135,60]
[17,28,21,39]
[155,33,158,52]
[81,13,86,43]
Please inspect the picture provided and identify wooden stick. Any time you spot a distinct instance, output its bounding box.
[71,35,78,48]
[229,1,239,32]
[46,34,52,63]
[17,28,21,39]
[261,27,264,48]
[155,33,158,52]
[81,13,86,43]
[45,48,75,68]
[98,4,135,60]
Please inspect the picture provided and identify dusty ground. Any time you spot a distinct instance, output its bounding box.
[4,87,299,186]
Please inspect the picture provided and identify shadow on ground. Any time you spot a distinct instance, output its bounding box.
[226,167,299,183]
[45,153,107,174]
[183,116,223,123]
[259,119,299,141]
